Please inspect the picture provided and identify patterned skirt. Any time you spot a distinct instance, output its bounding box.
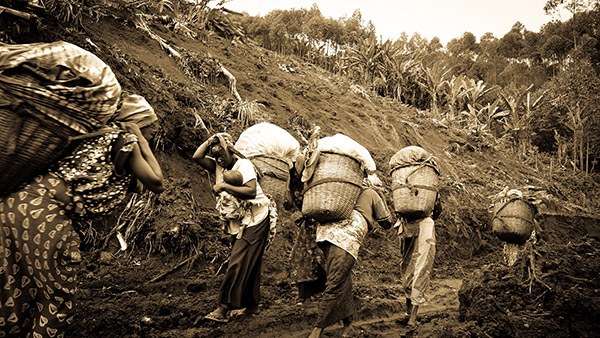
[0,175,81,338]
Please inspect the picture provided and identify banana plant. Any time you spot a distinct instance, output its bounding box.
[416,60,452,115]
[499,84,546,155]
[464,78,494,108]
[348,35,383,83]
[444,75,468,122]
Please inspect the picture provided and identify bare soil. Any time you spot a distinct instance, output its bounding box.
[2,5,599,337]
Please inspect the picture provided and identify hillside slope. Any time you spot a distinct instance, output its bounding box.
[2,5,599,337]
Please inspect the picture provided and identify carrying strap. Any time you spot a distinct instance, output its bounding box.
[248,154,288,181]
[491,198,534,225]
[67,127,115,142]
[390,161,439,193]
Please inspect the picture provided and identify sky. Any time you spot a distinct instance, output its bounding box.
[224,0,572,45]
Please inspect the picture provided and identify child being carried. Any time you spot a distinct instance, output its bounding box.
[216,169,251,239]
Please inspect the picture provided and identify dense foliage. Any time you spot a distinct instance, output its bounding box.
[234,1,600,174]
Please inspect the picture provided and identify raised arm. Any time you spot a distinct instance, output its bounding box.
[192,136,217,172]
[123,124,164,193]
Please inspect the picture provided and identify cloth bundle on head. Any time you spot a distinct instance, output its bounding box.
[389,145,439,173]
[234,122,300,168]
[111,94,157,128]
[0,41,121,134]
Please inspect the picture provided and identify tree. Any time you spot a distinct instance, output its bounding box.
[548,56,600,173]
[417,60,453,114]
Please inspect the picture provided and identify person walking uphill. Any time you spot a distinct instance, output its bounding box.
[0,94,165,338]
[309,184,394,338]
[193,133,271,323]
[390,146,442,327]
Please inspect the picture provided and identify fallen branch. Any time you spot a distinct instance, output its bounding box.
[145,250,203,284]
[219,64,242,101]
[0,5,37,19]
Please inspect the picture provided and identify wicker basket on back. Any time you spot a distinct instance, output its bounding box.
[491,198,535,244]
[302,151,363,222]
[250,154,290,207]
[0,106,81,196]
[0,41,121,196]
[391,163,439,218]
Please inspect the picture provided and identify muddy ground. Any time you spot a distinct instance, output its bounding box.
[1,3,600,337]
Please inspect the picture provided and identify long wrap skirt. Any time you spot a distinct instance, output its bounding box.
[218,213,269,310]
[0,177,81,338]
[314,241,361,328]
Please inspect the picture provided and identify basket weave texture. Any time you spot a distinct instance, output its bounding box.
[302,152,363,222]
[0,106,78,196]
[391,164,439,218]
[0,41,121,196]
[250,155,290,207]
[491,198,535,244]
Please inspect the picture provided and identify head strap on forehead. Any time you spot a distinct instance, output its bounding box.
[212,132,246,159]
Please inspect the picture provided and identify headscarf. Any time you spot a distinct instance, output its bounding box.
[110,94,157,128]
[210,132,247,160]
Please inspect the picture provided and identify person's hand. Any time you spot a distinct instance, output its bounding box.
[206,135,220,147]
[212,182,227,194]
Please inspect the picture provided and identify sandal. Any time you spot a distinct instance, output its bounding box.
[230,306,259,318]
[204,310,229,323]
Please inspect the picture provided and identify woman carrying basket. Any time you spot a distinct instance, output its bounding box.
[193,133,271,323]
[0,95,165,338]
[390,146,442,327]
[308,177,394,338]
[286,154,326,305]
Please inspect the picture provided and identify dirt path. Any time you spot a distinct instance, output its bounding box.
[186,278,462,337]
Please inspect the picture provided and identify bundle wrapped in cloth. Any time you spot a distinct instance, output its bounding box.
[389,146,440,218]
[302,133,376,222]
[235,122,300,206]
[0,41,122,196]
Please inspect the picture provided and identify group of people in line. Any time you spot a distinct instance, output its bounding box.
[191,130,442,337]
[1,99,440,338]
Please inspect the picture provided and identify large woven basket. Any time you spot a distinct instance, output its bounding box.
[250,155,290,207]
[391,164,439,218]
[302,151,363,222]
[0,106,78,196]
[491,198,535,244]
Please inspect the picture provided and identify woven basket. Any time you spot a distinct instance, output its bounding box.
[302,151,363,222]
[0,106,78,196]
[250,155,290,207]
[391,164,439,218]
[491,198,535,244]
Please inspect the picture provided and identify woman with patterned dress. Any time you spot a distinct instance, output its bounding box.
[309,186,394,338]
[0,95,164,338]
[193,133,271,323]
[286,155,325,304]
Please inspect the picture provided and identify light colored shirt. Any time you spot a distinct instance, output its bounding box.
[216,158,269,235]
[316,209,367,260]
[316,188,391,259]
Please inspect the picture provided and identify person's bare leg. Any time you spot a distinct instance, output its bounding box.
[342,317,353,336]
[405,298,412,322]
[407,305,419,326]
[308,327,323,338]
